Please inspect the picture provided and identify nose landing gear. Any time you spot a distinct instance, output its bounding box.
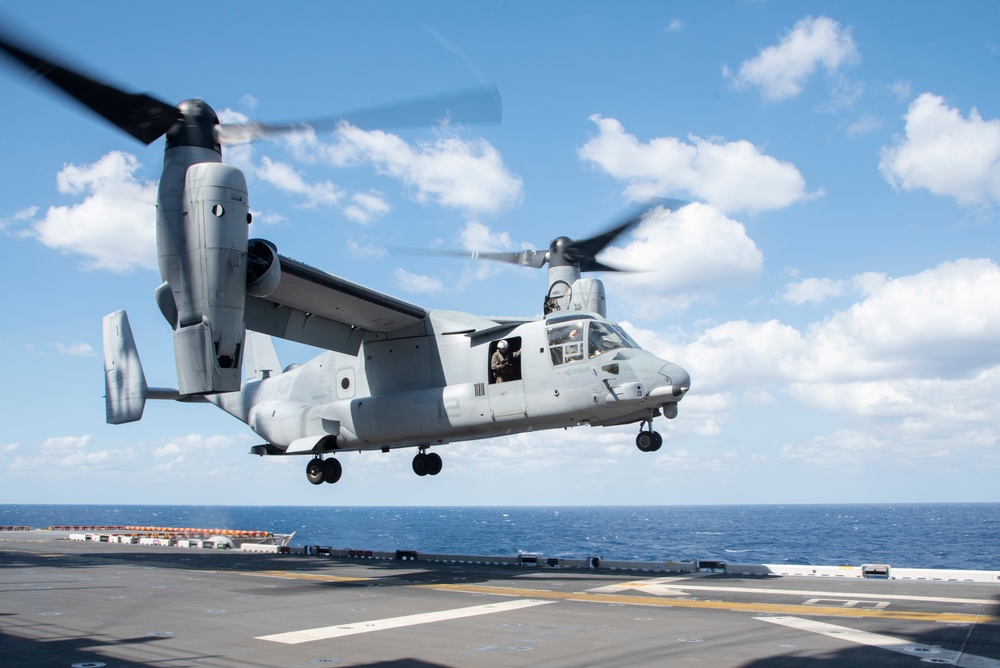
[635,418,663,452]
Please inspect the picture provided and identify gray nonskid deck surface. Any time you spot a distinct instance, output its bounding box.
[2,531,998,667]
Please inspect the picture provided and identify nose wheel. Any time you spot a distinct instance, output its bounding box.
[412,450,443,477]
[635,419,663,452]
[306,457,342,485]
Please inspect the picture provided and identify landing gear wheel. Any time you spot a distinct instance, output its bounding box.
[636,431,654,452]
[649,431,663,452]
[306,458,326,485]
[322,458,342,484]
[426,452,443,476]
[412,452,430,476]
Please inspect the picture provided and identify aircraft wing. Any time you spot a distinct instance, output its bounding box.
[245,254,427,355]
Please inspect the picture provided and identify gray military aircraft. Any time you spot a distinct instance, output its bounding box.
[1,27,690,486]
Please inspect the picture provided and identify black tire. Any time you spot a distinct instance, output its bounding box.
[649,431,663,452]
[426,452,443,476]
[635,432,653,452]
[323,458,342,484]
[306,459,326,485]
[412,452,430,476]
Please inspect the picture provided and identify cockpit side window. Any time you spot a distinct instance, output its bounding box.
[546,321,584,366]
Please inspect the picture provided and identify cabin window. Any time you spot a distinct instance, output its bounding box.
[488,337,522,384]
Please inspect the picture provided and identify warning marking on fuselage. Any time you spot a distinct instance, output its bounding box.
[256,598,554,644]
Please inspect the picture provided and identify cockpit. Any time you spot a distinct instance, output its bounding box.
[545,315,640,366]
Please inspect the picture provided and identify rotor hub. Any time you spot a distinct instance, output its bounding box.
[165,99,220,152]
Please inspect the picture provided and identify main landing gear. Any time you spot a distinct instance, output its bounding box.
[412,449,443,477]
[635,418,663,452]
[306,457,342,485]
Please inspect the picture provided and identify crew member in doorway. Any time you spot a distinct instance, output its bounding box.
[491,339,519,383]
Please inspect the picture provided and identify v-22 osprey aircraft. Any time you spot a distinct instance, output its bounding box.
[0,28,691,487]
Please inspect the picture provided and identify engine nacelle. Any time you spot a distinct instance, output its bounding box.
[158,160,250,394]
[570,278,607,317]
[246,238,281,297]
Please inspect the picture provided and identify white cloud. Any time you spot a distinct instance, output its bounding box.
[602,203,764,315]
[30,152,157,272]
[879,93,1000,206]
[889,80,912,102]
[729,16,859,102]
[290,123,523,214]
[460,220,513,251]
[346,237,388,259]
[256,156,344,208]
[0,205,38,232]
[666,19,683,33]
[688,259,1000,394]
[846,112,884,138]
[342,191,391,224]
[780,277,847,304]
[781,429,885,468]
[578,116,815,214]
[395,267,445,294]
[55,342,96,357]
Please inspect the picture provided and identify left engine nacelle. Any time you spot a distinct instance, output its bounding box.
[161,162,250,394]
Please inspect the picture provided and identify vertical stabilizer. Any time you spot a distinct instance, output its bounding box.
[103,310,149,424]
[245,330,281,381]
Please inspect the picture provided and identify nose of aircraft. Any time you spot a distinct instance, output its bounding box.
[659,363,691,399]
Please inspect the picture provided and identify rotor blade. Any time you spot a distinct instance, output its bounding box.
[569,198,690,272]
[218,85,502,144]
[393,246,547,269]
[0,27,180,144]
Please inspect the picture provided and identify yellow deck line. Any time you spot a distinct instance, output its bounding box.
[417,583,996,624]
[237,570,371,583]
[230,569,996,624]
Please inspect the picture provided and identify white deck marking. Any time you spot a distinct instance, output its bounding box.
[757,616,1000,667]
[256,598,554,644]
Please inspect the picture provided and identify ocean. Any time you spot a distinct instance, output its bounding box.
[2,503,997,571]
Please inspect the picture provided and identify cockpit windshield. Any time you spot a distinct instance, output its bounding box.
[546,319,640,366]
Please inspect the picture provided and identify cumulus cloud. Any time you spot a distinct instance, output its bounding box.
[0,205,38,232]
[460,220,513,251]
[601,203,764,315]
[578,116,814,214]
[780,277,847,304]
[879,93,1000,206]
[661,259,1000,466]
[728,16,859,102]
[689,259,1000,393]
[287,123,523,214]
[343,191,391,224]
[55,342,96,357]
[395,267,445,294]
[256,156,343,208]
[845,112,884,138]
[29,151,157,272]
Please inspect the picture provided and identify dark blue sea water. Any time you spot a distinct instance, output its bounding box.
[2,504,997,571]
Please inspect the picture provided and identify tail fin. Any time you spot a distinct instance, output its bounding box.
[245,330,281,381]
[103,310,148,424]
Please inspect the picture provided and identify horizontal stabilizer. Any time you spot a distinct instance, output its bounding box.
[103,310,148,424]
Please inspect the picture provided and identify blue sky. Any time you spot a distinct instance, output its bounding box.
[2,1,999,506]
